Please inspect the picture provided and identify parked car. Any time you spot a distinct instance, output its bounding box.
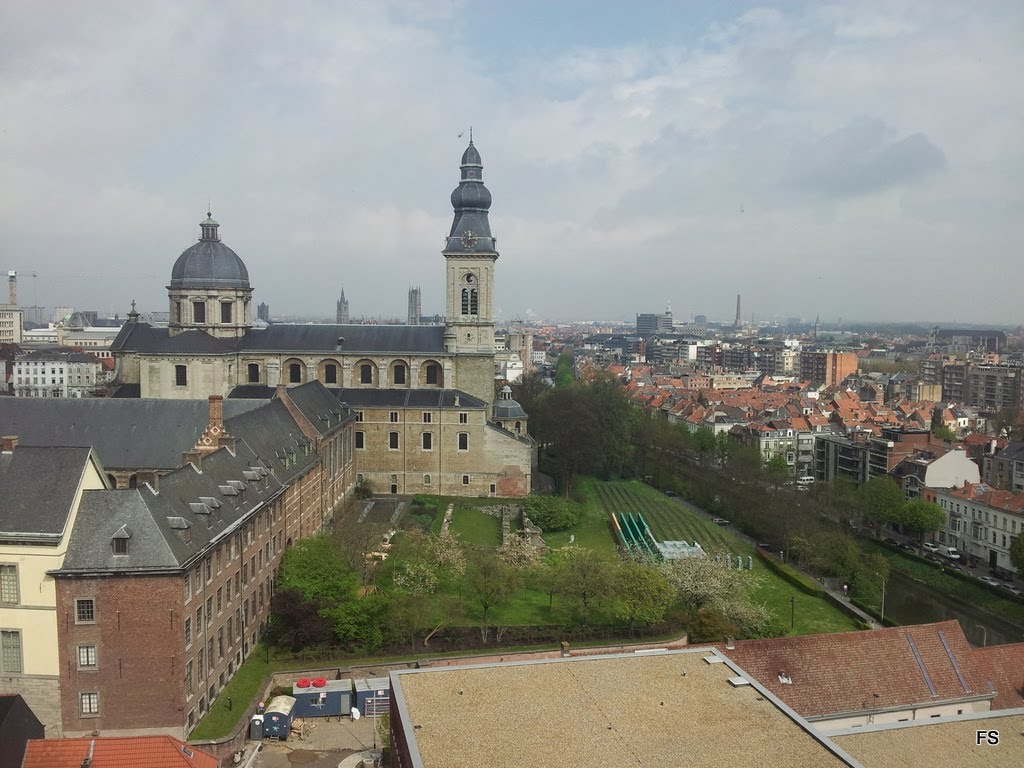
[883,537,899,546]
[923,542,940,554]
[899,542,917,553]
[938,546,960,561]
[998,583,1023,597]
[979,576,1001,588]
[711,517,730,526]
[664,490,677,498]
[991,567,1016,582]
[924,553,943,563]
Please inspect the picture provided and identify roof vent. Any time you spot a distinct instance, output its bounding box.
[167,517,190,530]
[243,470,261,481]
[229,479,247,491]
[219,485,239,496]
[199,496,221,509]
[727,676,751,687]
[189,502,212,515]
[778,672,793,685]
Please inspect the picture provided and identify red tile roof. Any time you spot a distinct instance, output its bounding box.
[22,735,218,768]
[971,643,1024,710]
[717,621,988,718]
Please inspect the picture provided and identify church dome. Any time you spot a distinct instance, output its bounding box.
[450,180,491,211]
[170,213,250,290]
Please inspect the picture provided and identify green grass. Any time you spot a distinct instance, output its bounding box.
[189,643,274,740]
[449,506,502,546]
[542,478,618,557]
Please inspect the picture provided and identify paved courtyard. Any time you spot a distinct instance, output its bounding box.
[250,715,382,768]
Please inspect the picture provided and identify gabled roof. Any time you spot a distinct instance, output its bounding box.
[0,446,97,538]
[282,380,353,437]
[719,621,987,719]
[0,398,264,470]
[971,643,1024,710]
[22,734,217,768]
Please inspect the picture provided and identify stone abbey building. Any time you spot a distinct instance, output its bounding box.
[110,142,533,497]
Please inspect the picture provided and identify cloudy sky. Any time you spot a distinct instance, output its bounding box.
[2,1,1022,325]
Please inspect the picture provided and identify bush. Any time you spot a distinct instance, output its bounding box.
[525,496,581,532]
[686,607,740,643]
[754,549,825,596]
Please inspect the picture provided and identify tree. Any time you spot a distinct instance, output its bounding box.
[1008,534,1024,576]
[664,554,755,614]
[615,561,675,631]
[992,407,1023,441]
[509,372,550,425]
[859,476,904,532]
[277,536,359,605]
[465,551,519,641]
[896,499,946,546]
[525,496,580,531]
[267,587,335,652]
[333,517,390,588]
[559,547,616,622]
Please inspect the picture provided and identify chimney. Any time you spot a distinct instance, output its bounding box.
[1,435,18,453]
[182,450,202,470]
[6,272,15,306]
[208,395,224,430]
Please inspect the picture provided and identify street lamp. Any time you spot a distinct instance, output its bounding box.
[789,595,795,631]
[976,624,987,648]
[876,572,886,625]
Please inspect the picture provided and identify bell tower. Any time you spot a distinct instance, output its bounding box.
[444,136,498,355]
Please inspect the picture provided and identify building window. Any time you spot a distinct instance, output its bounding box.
[247,363,260,383]
[80,692,100,716]
[112,537,128,555]
[324,363,338,384]
[360,364,373,384]
[422,412,432,423]
[184,575,191,603]
[184,616,192,647]
[394,364,406,385]
[459,412,468,424]
[78,645,97,669]
[422,432,433,450]
[470,288,478,315]
[221,301,233,323]
[193,301,206,324]
[0,630,22,673]
[0,565,18,605]
[389,432,399,450]
[174,301,182,323]
[76,598,95,624]
[458,432,469,451]
[355,431,364,449]
[175,365,188,387]
[185,661,194,696]
[462,474,470,485]
[426,364,440,385]
[424,474,431,485]
[289,363,302,383]
[389,411,399,423]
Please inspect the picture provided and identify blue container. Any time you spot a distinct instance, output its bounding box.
[353,677,390,716]
[262,695,297,740]
[291,679,352,718]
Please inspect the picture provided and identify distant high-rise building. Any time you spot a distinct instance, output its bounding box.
[636,308,673,338]
[336,288,349,323]
[734,294,741,327]
[408,286,422,325]
[257,302,270,322]
[693,314,707,325]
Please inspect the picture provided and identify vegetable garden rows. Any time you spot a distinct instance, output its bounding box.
[593,482,745,555]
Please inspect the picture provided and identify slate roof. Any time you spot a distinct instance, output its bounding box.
[331,387,486,409]
[61,445,284,573]
[0,445,96,538]
[995,441,1024,462]
[226,399,320,484]
[22,734,217,768]
[720,620,988,719]
[0,398,264,469]
[111,322,446,355]
[228,385,276,399]
[283,380,353,437]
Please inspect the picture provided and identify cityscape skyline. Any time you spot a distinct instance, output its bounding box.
[2,1,1022,324]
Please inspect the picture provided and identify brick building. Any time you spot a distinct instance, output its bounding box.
[799,351,858,388]
[50,384,355,737]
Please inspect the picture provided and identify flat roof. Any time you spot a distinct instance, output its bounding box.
[833,711,1024,767]
[392,649,859,768]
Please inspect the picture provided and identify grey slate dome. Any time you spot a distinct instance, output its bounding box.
[494,385,527,419]
[170,213,250,290]
[446,139,497,253]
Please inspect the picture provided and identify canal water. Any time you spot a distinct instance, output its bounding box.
[882,570,1024,647]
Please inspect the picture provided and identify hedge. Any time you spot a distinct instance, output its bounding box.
[754,548,825,597]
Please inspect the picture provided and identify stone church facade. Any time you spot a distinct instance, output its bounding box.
[110,141,533,496]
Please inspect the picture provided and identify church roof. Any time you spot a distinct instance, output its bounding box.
[111,323,446,355]
[331,388,486,409]
[170,214,250,290]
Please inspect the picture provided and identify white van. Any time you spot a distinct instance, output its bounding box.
[796,476,815,485]
[939,546,960,561]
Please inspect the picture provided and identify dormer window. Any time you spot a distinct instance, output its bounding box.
[113,538,128,555]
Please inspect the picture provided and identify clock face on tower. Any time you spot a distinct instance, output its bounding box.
[461,229,477,248]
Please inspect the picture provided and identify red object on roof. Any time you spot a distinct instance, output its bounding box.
[312,677,327,687]
[22,735,217,768]
[296,677,311,687]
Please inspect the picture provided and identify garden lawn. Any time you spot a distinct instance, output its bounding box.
[189,643,273,740]
[541,478,618,558]
[448,506,502,546]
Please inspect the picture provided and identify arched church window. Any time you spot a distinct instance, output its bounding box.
[360,364,373,384]
[324,363,338,384]
[393,364,406,385]
[425,363,440,385]
[289,363,302,383]
[247,363,260,383]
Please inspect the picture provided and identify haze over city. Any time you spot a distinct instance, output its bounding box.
[2,0,1022,324]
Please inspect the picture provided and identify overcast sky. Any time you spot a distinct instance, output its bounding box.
[2,1,1022,325]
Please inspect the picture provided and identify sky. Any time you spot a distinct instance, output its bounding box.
[1,1,1022,325]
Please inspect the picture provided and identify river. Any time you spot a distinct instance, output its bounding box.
[882,569,1024,647]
